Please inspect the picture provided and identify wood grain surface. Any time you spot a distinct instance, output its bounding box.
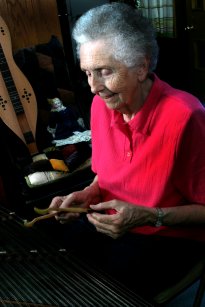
[0,0,63,51]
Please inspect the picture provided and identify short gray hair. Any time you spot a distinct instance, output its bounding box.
[72,2,159,72]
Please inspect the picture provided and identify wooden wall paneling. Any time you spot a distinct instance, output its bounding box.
[0,0,63,52]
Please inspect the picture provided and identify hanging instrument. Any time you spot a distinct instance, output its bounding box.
[0,16,38,155]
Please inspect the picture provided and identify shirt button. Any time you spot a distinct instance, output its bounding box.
[127,151,131,157]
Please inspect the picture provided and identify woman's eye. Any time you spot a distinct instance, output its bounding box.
[101,69,112,76]
[85,71,91,77]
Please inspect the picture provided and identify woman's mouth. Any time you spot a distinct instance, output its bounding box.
[100,93,116,100]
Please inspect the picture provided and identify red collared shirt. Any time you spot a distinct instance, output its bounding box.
[91,74,205,241]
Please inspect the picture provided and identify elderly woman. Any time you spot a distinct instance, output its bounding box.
[50,2,205,301]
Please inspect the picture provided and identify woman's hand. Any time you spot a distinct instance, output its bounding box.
[49,176,101,223]
[49,191,87,223]
[87,200,155,239]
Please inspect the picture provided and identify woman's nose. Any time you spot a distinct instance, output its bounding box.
[88,74,104,94]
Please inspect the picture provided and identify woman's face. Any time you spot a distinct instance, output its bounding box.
[80,40,148,114]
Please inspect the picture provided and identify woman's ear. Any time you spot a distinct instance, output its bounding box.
[137,58,150,82]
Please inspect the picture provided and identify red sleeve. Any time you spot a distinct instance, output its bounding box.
[174,108,205,204]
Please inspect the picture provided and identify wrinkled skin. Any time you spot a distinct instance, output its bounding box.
[49,186,153,239]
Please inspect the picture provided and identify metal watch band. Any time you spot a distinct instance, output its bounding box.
[155,207,164,227]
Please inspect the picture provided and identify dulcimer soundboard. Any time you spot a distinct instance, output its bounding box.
[0,16,38,155]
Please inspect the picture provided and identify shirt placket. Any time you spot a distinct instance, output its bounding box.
[124,129,133,162]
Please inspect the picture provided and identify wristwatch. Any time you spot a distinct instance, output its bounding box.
[155,207,164,227]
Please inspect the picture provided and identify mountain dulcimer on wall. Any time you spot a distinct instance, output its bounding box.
[0,16,38,155]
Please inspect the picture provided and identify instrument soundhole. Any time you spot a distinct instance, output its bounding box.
[22,88,32,103]
[0,26,5,35]
[0,96,7,110]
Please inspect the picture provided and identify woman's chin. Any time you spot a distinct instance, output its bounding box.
[104,97,122,110]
